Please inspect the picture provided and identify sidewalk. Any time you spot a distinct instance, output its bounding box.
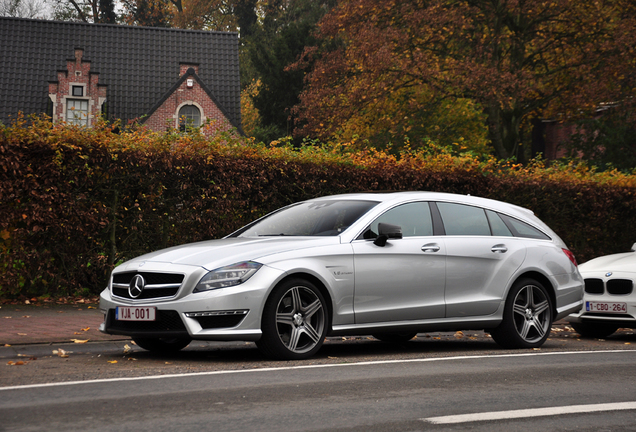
[0,303,128,346]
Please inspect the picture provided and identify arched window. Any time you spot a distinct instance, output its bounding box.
[178,105,201,131]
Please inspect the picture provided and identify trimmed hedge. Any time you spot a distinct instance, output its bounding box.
[1,118,635,298]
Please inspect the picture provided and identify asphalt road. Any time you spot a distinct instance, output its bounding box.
[2,350,636,432]
[2,327,636,431]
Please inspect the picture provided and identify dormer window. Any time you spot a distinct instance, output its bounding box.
[72,85,84,97]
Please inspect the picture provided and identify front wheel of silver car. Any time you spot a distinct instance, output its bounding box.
[133,337,192,353]
[490,278,553,349]
[257,279,328,360]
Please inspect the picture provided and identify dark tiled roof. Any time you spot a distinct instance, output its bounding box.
[0,17,241,128]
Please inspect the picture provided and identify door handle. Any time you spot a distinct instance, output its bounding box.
[421,243,440,252]
[491,244,508,253]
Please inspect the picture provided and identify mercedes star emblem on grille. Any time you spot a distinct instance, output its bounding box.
[129,274,145,298]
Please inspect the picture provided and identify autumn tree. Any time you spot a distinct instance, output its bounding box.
[295,0,636,160]
[118,0,238,29]
[0,0,49,18]
[51,0,118,23]
[243,0,337,142]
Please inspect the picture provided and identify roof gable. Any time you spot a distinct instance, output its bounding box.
[0,17,241,128]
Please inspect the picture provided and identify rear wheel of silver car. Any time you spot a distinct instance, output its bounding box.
[133,337,192,353]
[571,322,619,339]
[373,332,417,343]
[257,279,328,360]
[490,278,553,349]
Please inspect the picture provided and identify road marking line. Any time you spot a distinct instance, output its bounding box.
[422,401,636,424]
[0,349,634,391]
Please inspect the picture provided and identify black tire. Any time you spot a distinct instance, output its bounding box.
[490,278,553,349]
[257,278,329,360]
[571,322,619,339]
[133,337,192,353]
[373,332,417,343]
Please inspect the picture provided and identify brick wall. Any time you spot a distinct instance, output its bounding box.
[143,66,234,136]
[48,49,106,126]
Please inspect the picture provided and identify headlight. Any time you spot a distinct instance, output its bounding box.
[193,261,262,293]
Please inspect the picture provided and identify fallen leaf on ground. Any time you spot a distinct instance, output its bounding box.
[165,362,172,365]
[107,360,118,364]
[7,361,26,366]
[22,315,31,318]
[71,339,89,344]
[17,333,27,336]
[81,327,90,331]
[53,349,71,358]
[88,306,96,309]
[123,344,132,354]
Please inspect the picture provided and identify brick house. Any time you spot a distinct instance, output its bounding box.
[0,17,242,135]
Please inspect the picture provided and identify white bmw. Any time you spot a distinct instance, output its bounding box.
[567,244,636,338]
[99,192,584,359]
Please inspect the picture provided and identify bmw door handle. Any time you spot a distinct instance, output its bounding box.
[491,244,508,253]
[421,243,440,252]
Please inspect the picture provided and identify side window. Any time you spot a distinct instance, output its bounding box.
[363,202,433,238]
[486,210,513,237]
[499,214,551,240]
[437,202,491,236]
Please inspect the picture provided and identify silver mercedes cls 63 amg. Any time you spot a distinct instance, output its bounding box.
[99,191,584,359]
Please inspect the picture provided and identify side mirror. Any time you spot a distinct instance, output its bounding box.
[374,223,403,247]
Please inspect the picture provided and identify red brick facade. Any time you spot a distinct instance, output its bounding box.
[49,55,235,137]
[48,49,107,126]
[543,122,577,160]
[142,63,234,137]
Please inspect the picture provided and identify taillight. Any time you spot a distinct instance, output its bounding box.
[562,248,578,267]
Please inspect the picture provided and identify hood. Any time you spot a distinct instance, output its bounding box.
[579,251,636,274]
[118,236,341,271]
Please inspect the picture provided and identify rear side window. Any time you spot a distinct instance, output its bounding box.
[437,202,491,236]
[486,210,513,237]
[499,214,551,240]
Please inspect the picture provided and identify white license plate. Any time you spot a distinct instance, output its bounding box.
[116,306,156,321]
[586,301,627,313]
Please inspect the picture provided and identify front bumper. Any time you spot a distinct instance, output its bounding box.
[99,264,286,341]
[567,271,636,327]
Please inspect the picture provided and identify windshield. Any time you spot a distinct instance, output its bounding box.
[236,200,379,237]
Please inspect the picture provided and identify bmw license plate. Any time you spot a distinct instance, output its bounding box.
[116,306,156,321]
[586,301,627,313]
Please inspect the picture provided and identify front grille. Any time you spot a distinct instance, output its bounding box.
[186,310,249,329]
[584,278,604,294]
[111,272,184,300]
[607,279,633,295]
[107,309,187,333]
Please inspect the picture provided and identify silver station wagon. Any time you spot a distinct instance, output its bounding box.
[99,192,584,359]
